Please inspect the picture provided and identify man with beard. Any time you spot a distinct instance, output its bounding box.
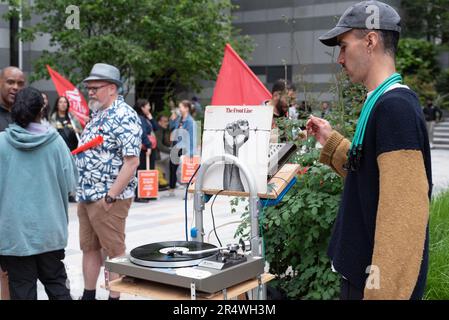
[264,79,289,119]
[0,66,25,300]
[74,63,141,300]
[306,1,430,299]
[264,79,290,142]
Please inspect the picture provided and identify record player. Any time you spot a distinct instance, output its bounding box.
[105,240,264,294]
[105,154,265,296]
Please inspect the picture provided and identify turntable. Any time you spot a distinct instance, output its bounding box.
[105,154,267,298]
[105,240,264,294]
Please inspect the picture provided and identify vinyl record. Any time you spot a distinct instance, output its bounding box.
[130,241,218,268]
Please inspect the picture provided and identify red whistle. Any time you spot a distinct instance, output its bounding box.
[71,136,104,155]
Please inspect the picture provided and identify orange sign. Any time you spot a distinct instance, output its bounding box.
[181,156,201,183]
[138,170,159,198]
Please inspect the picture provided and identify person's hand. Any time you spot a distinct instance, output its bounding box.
[101,197,113,212]
[170,111,177,121]
[223,120,250,156]
[147,113,153,121]
[306,115,333,146]
[234,120,250,149]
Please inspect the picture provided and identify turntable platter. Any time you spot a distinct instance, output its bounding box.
[130,241,218,268]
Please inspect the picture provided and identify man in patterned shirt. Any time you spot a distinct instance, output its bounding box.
[75,63,141,300]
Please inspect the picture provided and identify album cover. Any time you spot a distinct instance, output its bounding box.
[201,105,273,194]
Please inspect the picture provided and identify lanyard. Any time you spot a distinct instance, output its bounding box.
[345,73,402,171]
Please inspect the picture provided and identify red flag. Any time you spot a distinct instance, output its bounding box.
[46,65,89,127]
[211,44,271,106]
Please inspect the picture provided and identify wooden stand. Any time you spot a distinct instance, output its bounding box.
[188,163,300,199]
[106,273,275,300]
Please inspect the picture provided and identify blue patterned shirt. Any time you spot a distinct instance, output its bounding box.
[75,96,142,202]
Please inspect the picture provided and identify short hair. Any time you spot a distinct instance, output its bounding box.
[11,87,44,128]
[0,66,24,80]
[355,29,400,58]
[157,114,168,122]
[287,83,296,92]
[272,79,288,94]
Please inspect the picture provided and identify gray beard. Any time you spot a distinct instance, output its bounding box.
[88,99,103,112]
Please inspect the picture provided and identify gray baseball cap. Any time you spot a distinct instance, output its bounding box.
[319,1,401,47]
[83,63,122,87]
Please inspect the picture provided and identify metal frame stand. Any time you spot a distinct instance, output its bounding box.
[190,282,196,300]
[192,154,266,300]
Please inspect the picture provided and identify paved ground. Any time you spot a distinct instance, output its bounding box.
[37,187,244,300]
[431,149,449,195]
[35,148,449,300]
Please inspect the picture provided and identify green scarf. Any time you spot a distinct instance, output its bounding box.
[345,72,402,171]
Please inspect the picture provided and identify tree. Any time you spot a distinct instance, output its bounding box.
[397,38,440,81]
[396,38,440,103]
[9,0,253,99]
[401,0,449,44]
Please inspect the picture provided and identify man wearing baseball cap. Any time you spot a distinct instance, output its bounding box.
[307,1,431,299]
[75,63,142,300]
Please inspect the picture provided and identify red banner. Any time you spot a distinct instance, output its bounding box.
[211,44,271,106]
[46,65,89,127]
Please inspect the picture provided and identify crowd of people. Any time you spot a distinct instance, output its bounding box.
[0,0,442,301]
[0,63,200,300]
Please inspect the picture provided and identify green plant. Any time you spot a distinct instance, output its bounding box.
[424,189,449,300]
[397,39,440,78]
[434,93,449,111]
[262,162,343,299]
[396,38,440,103]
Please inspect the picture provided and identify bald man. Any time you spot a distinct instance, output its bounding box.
[0,66,25,300]
[0,66,26,132]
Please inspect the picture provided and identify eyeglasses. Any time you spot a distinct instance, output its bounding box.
[85,84,110,94]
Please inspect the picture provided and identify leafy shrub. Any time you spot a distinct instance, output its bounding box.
[397,38,440,78]
[261,161,343,299]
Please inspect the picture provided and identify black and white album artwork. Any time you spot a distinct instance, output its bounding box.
[201,105,273,194]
